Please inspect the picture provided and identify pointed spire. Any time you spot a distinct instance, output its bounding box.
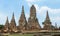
[10,12,16,22]
[10,12,17,32]
[32,5,34,7]
[11,12,16,23]
[10,12,16,26]
[4,16,9,32]
[22,6,24,13]
[42,11,52,30]
[44,11,51,23]
[19,6,27,30]
[31,5,35,8]
[6,16,9,23]
[30,5,36,17]
[19,6,25,19]
[46,11,49,20]
[21,6,25,17]
[5,16,9,26]
[19,5,26,22]
[12,12,14,20]
[30,5,36,11]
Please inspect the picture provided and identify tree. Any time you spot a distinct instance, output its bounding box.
[0,25,4,30]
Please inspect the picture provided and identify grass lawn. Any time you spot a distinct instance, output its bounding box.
[8,33,34,36]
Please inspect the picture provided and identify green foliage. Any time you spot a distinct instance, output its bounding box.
[9,34,33,36]
[0,25,4,29]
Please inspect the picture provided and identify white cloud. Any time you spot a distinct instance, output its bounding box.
[34,4,60,15]
[51,17,60,22]
[26,0,47,7]
[49,9,60,14]
[25,13,29,21]
[34,5,48,15]
[26,0,43,7]
[51,16,60,27]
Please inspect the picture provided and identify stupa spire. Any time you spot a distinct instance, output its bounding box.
[20,6,25,19]
[46,11,50,22]
[27,5,41,30]
[11,12,14,21]
[10,12,17,32]
[42,11,52,30]
[5,16,9,26]
[43,11,51,24]
[3,16,9,32]
[19,6,27,31]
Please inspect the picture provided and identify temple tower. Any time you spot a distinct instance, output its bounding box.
[3,17,9,32]
[10,13,17,32]
[27,5,41,30]
[42,11,52,30]
[19,6,27,31]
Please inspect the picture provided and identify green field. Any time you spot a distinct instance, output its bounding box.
[8,33,34,36]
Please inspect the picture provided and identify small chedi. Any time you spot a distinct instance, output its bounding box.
[0,5,60,33]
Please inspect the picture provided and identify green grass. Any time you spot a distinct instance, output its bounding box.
[9,33,33,36]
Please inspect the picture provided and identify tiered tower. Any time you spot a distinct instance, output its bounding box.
[10,13,17,32]
[27,5,41,30]
[42,11,52,30]
[3,17,9,32]
[19,6,27,31]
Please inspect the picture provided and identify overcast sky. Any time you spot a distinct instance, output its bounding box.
[0,0,60,27]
